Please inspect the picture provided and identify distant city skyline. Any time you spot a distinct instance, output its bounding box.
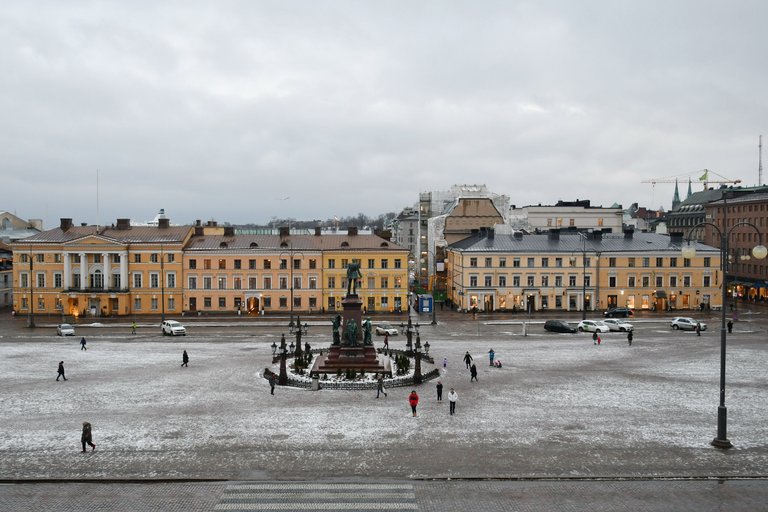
[3,2,766,229]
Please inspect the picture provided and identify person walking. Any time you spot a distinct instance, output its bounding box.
[696,322,701,336]
[80,337,87,350]
[56,361,67,381]
[488,349,495,366]
[463,351,473,369]
[448,388,458,415]
[592,332,598,345]
[131,321,137,334]
[376,376,387,398]
[81,422,96,452]
[727,320,733,334]
[383,333,389,350]
[470,363,478,382]
[408,390,419,417]
[181,350,189,367]
[627,330,633,346]
[442,357,448,370]
[269,373,276,395]
[436,380,443,401]
[596,334,602,345]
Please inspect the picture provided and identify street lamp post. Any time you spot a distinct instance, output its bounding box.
[413,334,423,384]
[160,244,165,323]
[682,197,767,449]
[400,316,419,354]
[278,333,288,385]
[575,233,589,320]
[423,249,441,326]
[27,246,35,328]
[281,244,304,327]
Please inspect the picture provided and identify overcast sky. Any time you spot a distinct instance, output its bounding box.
[3,1,767,229]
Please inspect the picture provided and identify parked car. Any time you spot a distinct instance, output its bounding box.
[375,323,398,336]
[56,323,75,336]
[604,307,634,318]
[161,320,186,336]
[603,319,634,332]
[577,320,610,333]
[544,319,577,333]
[671,317,707,331]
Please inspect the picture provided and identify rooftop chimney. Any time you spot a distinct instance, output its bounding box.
[223,226,235,237]
[60,218,73,231]
[158,218,170,229]
[315,227,322,236]
[513,231,523,240]
[279,226,290,238]
[548,228,560,241]
[670,232,684,244]
[623,228,634,239]
[348,226,358,236]
[116,218,131,230]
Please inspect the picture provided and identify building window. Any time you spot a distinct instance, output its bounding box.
[150,273,159,288]
[264,259,271,270]
[328,259,335,269]
[293,259,301,270]
[584,275,591,287]
[703,275,711,287]
[484,275,492,286]
[656,257,664,267]
[527,275,535,286]
[499,275,507,287]
[151,297,158,310]
[189,259,197,269]
[134,254,141,263]
[642,257,650,268]
[328,277,335,289]
[642,276,650,287]
[527,258,534,267]
[513,258,520,267]
[499,258,506,268]
[54,273,62,288]
[683,276,691,287]
[394,276,402,288]
[249,259,257,269]
[368,259,375,269]
[234,259,241,270]
[309,297,317,309]
[541,258,549,268]
[218,259,226,270]
[670,257,677,268]
[168,297,175,310]
[233,277,242,290]
[628,275,636,287]
[628,257,635,268]
[279,297,288,308]
[167,273,176,288]
[219,297,226,308]
[703,257,711,267]
[218,277,227,289]
[485,257,492,267]
[470,276,478,287]
[513,275,520,286]
[381,259,389,269]
[655,276,663,287]
[248,277,257,289]
[569,275,577,286]
[204,277,212,289]
[203,297,212,308]
[167,254,174,263]
[37,273,45,288]
[189,276,197,289]
[204,259,211,270]
[381,277,389,288]
[309,276,317,289]
[555,275,563,287]
[279,277,288,289]
[470,258,478,268]
[670,276,677,287]
[309,259,317,269]
[541,275,549,287]
[395,259,402,269]
[133,273,143,288]
[294,277,302,290]
[134,297,141,310]
[683,258,691,268]
[150,253,158,263]
[555,258,563,268]
[608,257,616,267]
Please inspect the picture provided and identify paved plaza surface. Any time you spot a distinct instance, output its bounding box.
[1,309,767,509]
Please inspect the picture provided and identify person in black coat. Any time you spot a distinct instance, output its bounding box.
[436,380,443,401]
[81,422,96,452]
[57,361,67,381]
[627,330,633,346]
[470,364,478,382]
[181,350,189,367]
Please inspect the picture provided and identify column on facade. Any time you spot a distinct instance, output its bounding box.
[120,252,128,291]
[102,252,110,289]
[63,252,71,289]
[79,252,87,289]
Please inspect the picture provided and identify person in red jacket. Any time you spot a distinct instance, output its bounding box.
[408,390,419,417]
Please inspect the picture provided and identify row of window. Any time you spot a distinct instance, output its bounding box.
[18,253,177,264]
[18,272,177,289]
[187,257,403,271]
[467,273,708,288]
[467,256,706,269]
[186,275,404,290]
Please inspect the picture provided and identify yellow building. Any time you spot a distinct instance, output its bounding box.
[446,228,721,313]
[12,218,191,318]
[184,225,409,315]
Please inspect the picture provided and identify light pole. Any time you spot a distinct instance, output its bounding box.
[423,249,441,325]
[682,196,767,449]
[280,244,304,327]
[575,233,589,320]
[160,244,165,323]
[413,334,423,384]
[278,333,288,385]
[27,245,35,328]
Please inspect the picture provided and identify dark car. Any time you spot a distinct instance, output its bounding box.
[604,307,634,318]
[544,320,577,333]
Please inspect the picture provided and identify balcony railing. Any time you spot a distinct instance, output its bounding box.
[65,287,130,293]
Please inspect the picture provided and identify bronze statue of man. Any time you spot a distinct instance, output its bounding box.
[346,262,362,295]
[363,317,373,345]
[345,318,358,346]
[331,314,342,345]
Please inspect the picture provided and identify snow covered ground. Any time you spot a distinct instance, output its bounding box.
[1,320,767,480]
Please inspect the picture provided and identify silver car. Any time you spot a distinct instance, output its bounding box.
[577,320,610,333]
[56,323,75,336]
[375,323,398,336]
[671,317,706,331]
[603,319,634,332]
[161,320,186,336]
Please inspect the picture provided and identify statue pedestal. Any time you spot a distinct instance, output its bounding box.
[312,293,390,376]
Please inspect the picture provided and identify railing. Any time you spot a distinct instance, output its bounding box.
[65,287,129,293]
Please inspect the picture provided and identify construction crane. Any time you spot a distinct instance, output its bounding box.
[641,169,741,190]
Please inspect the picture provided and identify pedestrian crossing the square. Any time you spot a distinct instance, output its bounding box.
[214,482,418,511]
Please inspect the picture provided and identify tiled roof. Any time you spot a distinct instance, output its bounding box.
[14,225,192,244]
[184,234,408,252]
[449,231,720,254]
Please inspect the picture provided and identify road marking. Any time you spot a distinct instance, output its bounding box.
[215,482,418,511]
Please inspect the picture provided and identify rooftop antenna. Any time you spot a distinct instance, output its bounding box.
[96,168,100,233]
[757,135,763,186]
